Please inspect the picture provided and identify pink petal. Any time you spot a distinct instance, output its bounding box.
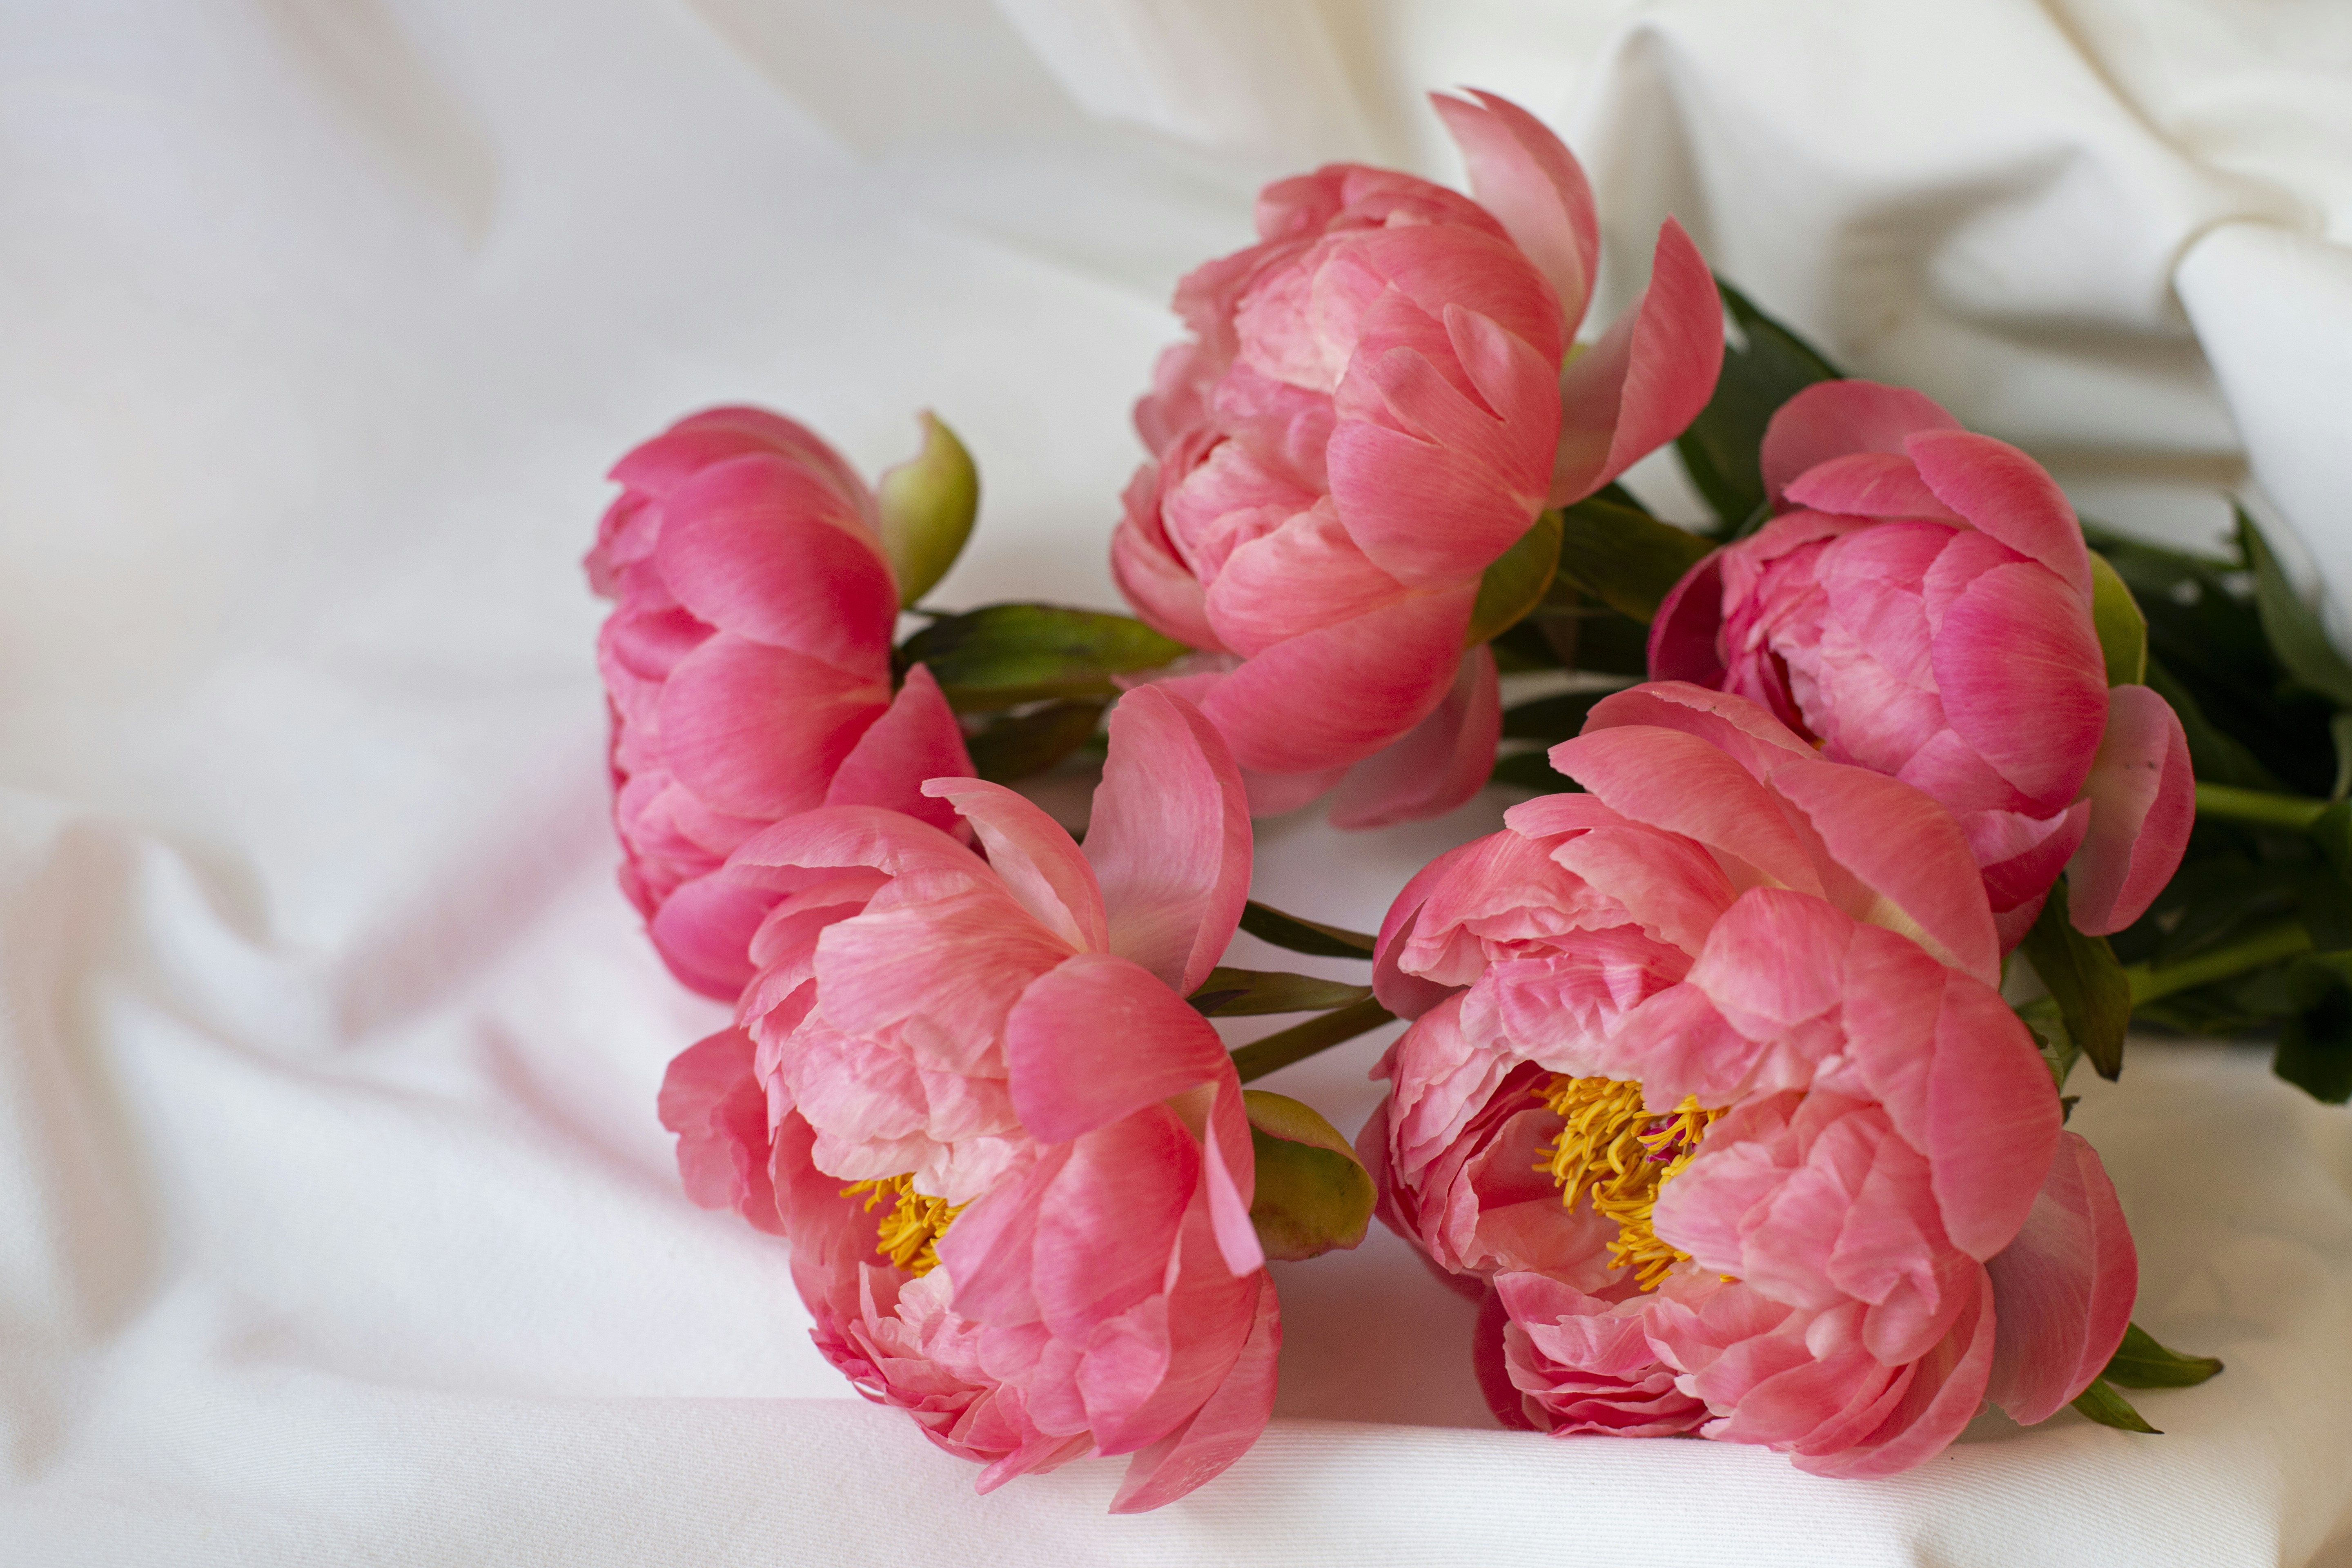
[1759,381,1962,507]
[1973,801,2091,917]
[1983,1131,2138,1425]
[1240,761,1349,817]
[647,870,784,1000]
[1583,681,1814,781]
[1764,756,2001,987]
[653,454,896,676]
[821,664,973,838]
[1372,899,1464,1022]
[1328,405,1546,591]
[1202,501,1410,658]
[1841,925,2061,1257]
[611,408,872,522]
[1328,644,1502,829]
[1109,1272,1281,1512]
[1550,219,1725,506]
[1032,1109,1196,1336]
[1932,561,2109,809]
[1906,430,2092,598]
[1648,551,1728,686]
[1685,887,1854,1038]
[657,635,889,819]
[1200,587,1474,774]
[921,779,1107,954]
[1793,1268,1996,1478]
[1199,1078,1267,1276]
[1473,1284,1539,1430]
[726,802,989,889]
[1780,451,1962,522]
[1112,474,1224,653]
[656,1027,782,1234]
[1430,90,1599,337]
[1003,953,1235,1143]
[1087,687,1253,996]
[2067,684,2195,936]
[1548,726,1826,897]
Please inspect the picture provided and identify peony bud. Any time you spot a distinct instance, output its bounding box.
[876,410,979,607]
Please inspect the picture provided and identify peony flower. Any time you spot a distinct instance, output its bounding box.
[659,686,1278,1510]
[588,405,973,1000]
[1115,90,1723,825]
[1649,380,2192,942]
[1357,682,2137,1474]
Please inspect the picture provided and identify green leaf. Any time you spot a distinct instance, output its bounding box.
[2333,714,2352,803]
[2020,1010,2077,1092]
[2087,550,2148,687]
[1501,690,1611,742]
[2090,520,2336,796]
[965,699,1104,783]
[2145,656,2285,793]
[1229,996,1397,1083]
[1241,1090,1376,1261]
[1522,590,1652,675]
[2276,959,2352,1103]
[900,604,1187,712]
[2101,1322,2223,1389]
[1236,900,1377,959]
[877,412,980,607]
[1466,509,1562,646]
[2071,1376,2161,1434]
[2240,506,2352,709]
[1187,968,1373,1018]
[2314,800,2352,884]
[2021,878,2131,1082]
[1673,278,1843,529]
[1555,494,1715,625]
[1491,750,1580,792]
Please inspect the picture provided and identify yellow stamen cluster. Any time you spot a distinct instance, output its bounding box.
[840,1174,965,1277]
[1536,1075,1722,1291]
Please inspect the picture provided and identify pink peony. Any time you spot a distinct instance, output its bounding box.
[1650,381,2192,942]
[1357,682,2137,1474]
[588,406,971,1000]
[659,687,1278,1510]
[1115,91,1723,825]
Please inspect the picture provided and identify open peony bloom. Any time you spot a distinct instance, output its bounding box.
[659,687,1279,1511]
[1650,381,2192,943]
[1115,90,1722,826]
[588,406,971,1000]
[1357,682,2137,1474]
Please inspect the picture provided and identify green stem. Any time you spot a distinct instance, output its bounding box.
[2126,920,2315,1007]
[2194,782,2328,831]
[1229,997,1396,1083]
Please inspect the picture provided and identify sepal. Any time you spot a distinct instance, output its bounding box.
[2087,550,2148,687]
[1240,1090,1375,1261]
[1188,968,1374,1017]
[876,412,979,607]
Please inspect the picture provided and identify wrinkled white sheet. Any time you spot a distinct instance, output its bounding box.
[2,2,2350,1563]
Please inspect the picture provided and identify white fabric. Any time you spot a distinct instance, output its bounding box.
[3,1,2350,1562]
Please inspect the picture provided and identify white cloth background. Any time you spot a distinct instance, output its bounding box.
[3,2,2350,1563]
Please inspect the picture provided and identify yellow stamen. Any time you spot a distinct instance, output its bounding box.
[1535,1075,1722,1291]
[840,1174,965,1276]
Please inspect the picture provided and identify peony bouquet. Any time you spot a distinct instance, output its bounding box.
[571,89,2352,1509]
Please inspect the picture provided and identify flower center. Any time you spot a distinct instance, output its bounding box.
[840,1174,964,1277]
[1535,1075,1722,1291]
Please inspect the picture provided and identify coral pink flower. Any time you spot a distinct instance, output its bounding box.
[1356,682,2136,1474]
[1650,381,2192,942]
[1116,90,1723,825]
[659,687,1278,1510]
[588,406,971,999]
